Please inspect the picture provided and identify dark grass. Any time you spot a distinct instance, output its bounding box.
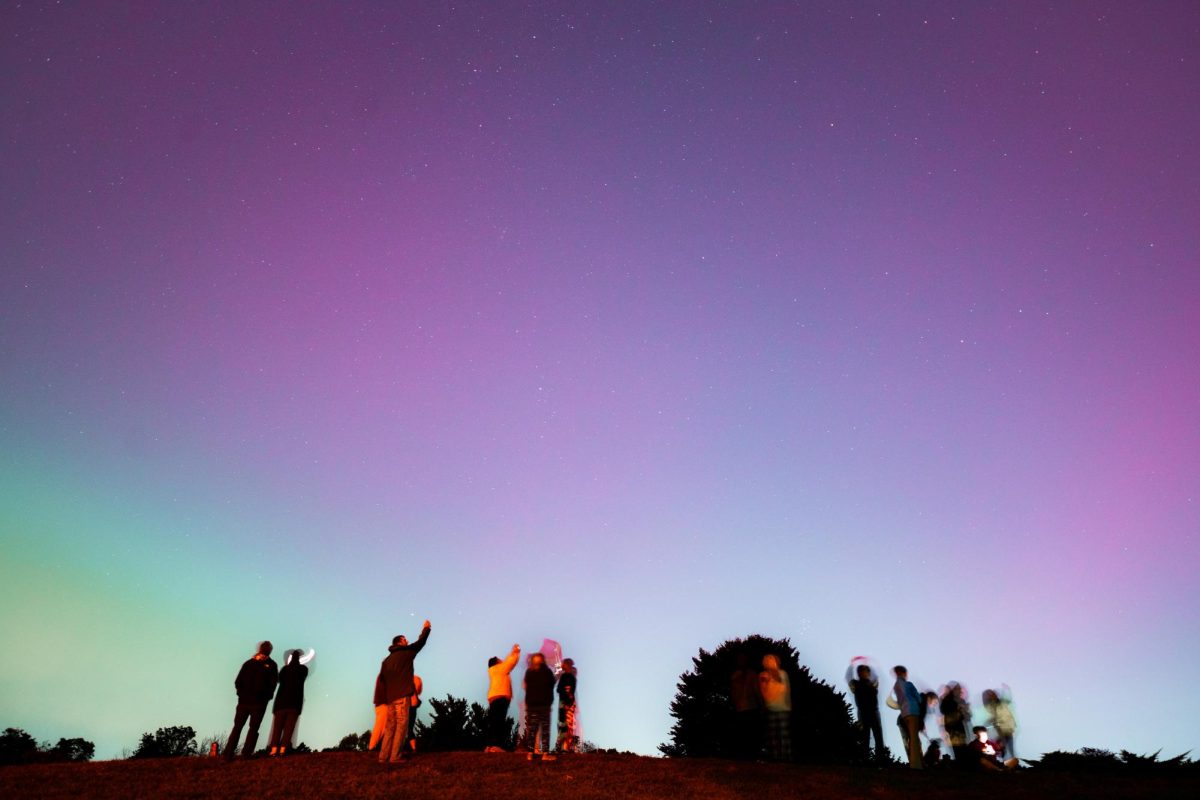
[2,751,1197,799]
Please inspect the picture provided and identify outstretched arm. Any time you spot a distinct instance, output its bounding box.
[502,644,521,673]
[410,620,432,653]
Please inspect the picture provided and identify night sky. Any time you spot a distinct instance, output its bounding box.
[2,1,1197,761]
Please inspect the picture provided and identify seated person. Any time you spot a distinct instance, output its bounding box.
[969,726,1018,771]
[923,738,943,767]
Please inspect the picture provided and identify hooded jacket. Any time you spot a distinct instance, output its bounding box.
[377,626,430,704]
[235,654,278,704]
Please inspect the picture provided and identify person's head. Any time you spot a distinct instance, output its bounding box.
[258,641,273,657]
[289,649,303,664]
[393,634,409,646]
[530,653,545,669]
[488,656,501,668]
[893,665,907,678]
[925,691,938,705]
[973,726,989,742]
[762,654,779,670]
[982,689,998,706]
[413,675,423,695]
[856,664,871,679]
[562,658,575,674]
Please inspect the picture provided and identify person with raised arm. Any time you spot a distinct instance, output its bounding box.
[376,619,431,764]
[485,643,521,752]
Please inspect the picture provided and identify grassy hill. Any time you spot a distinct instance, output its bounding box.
[2,750,1197,799]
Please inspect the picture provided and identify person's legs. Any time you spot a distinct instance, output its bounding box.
[224,703,251,759]
[369,704,388,750]
[537,705,552,753]
[558,704,576,752]
[902,716,923,768]
[525,705,550,754]
[385,701,410,762]
[242,703,267,757]
[280,710,299,751]
[267,711,284,751]
[378,702,399,763]
[775,712,792,761]
[487,697,510,750]
[763,712,780,760]
[1000,733,1016,760]
[867,712,885,760]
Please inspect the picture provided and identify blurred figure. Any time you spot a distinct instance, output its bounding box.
[939,682,970,766]
[377,619,431,764]
[924,738,943,767]
[759,654,792,761]
[982,687,1017,760]
[731,651,763,759]
[921,691,938,744]
[969,725,1018,770]
[555,658,578,753]
[268,649,308,755]
[846,661,884,762]
[224,641,278,760]
[369,674,387,750]
[891,665,924,769]
[523,652,556,760]
[406,675,423,753]
[485,644,521,752]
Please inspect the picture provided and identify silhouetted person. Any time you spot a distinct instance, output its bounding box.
[522,652,556,760]
[759,654,792,761]
[224,641,278,760]
[939,682,969,766]
[377,619,431,764]
[892,665,923,769]
[982,688,1017,760]
[267,649,308,755]
[555,658,578,752]
[921,691,938,745]
[369,674,386,750]
[406,675,423,753]
[731,651,763,759]
[847,663,884,762]
[485,644,520,752]
[969,725,1018,770]
[522,653,557,760]
[924,738,943,767]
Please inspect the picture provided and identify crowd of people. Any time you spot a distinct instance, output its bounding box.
[727,652,1019,773]
[850,659,1019,771]
[219,630,1015,773]
[221,621,581,764]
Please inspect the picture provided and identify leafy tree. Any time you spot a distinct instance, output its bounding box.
[333,730,371,751]
[0,728,40,765]
[1028,748,1196,772]
[0,729,97,764]
[130,725,198,758]
[414,695,487,751]
[48,737,95,762]
[410,694,518,752]
[660,634,859,764]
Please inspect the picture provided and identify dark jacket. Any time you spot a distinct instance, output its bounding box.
[524,664,555,707]
[235,655,278,704]
[378,626,430,703]
[273,660,308,712]
[556,672,577,707]
[850,678,879,718]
